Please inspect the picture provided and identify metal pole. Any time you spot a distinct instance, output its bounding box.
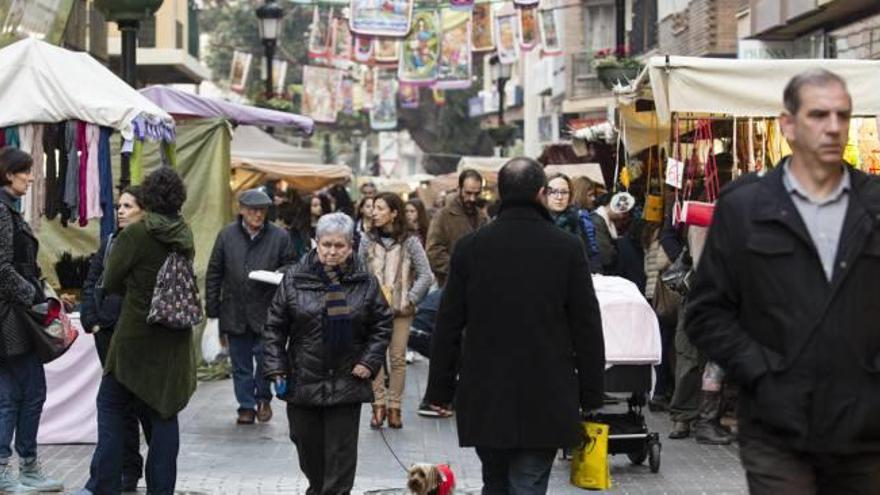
[615,0,625,50]
[497,78,506,126]
[118,20,139,88]
[265,40,275,98]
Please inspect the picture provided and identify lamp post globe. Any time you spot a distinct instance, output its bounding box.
[256,0,284,99]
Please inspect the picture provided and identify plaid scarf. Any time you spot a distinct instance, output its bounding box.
[318,262,353,364]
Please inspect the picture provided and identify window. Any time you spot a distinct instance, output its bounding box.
[585,2,615,53]
[176,21,184,49]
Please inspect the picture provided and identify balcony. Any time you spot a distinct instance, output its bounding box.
[562,53,615,114]
[750,0,880,40]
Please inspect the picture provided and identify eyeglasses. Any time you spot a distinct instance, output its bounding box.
[546,188,570,198]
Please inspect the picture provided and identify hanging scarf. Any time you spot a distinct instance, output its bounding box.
[317,261,353,365]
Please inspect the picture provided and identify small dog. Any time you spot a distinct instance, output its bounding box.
[407,463,456,495]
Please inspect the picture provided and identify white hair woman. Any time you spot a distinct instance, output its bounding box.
[263,212,392,494]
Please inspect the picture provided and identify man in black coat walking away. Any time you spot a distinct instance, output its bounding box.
[687,69,880,493]
[206,189,293,425]
[426,158,605,494]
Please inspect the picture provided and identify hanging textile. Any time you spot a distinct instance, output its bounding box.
[302,65,344,124]
[471,4,495,52]
[399,11,441,86]
[353,35,374,63]
[349,0,413,37]
[495,12,519,64]
[85,124,102,220]
[98,127,115,240]
[435,10,472,90]
[518,7,538,51]
[42,123,64,220]
[375,38,401,65]
[399,82,420,109]
[339,79,355,115]
[76,121,89,226]
[229,51,253,93]
[857,118,880,174]
[332,16,353,67]
[18,125,43,229]
[62,121,78,224]
[0,128,5,147]
[433,88,447,106]
[370,68,398,131]
[130,139,144,185]
[539,7,561,55]
[5,126,20,148]
[355,64,374,110]
[309,7,333,61]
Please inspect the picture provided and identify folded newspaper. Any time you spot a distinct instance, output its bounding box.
[248,270,284,285]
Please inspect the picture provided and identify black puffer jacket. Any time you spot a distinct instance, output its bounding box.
[0,189,41,358]
[262,251,393,407]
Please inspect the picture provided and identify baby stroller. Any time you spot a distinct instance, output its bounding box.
[591,275,664,473]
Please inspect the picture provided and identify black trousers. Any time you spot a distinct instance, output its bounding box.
[475,447,556,495]
[668,309,706,423]
[288,403,361,495]
[739,436,880,495]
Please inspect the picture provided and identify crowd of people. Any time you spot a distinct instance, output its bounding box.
[0,68,877,495]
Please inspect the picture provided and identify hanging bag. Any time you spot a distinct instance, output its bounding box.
[677,119,720,227]
[146,252,203,330]
[642,138,664,223]
[570,421,611,490]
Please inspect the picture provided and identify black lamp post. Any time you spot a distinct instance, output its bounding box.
[489,56,512,156]
[95,0,164,88]
[256,0,284,99]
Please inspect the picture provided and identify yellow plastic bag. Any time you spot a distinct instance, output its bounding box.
[570,421,611,490]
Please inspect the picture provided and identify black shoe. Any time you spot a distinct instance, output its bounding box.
[694,421,734,445]
[417,400,453,418]
[668,421,690,439]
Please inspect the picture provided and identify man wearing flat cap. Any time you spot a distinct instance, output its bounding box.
[206,188,294,424]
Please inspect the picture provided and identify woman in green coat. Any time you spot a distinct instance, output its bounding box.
[80,168,197,495]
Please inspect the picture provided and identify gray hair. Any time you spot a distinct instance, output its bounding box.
[783,69,850,115]
[315,212,355,243]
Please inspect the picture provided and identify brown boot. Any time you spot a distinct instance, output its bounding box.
[256,401,273,423]
[236,409,256,425]
[387,408,403,429]
[370,405,387,429]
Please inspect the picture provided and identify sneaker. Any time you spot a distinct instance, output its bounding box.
[18,458,62,492]
[417,401,453,418]
[405,350,415,364]
[0,463,35,493]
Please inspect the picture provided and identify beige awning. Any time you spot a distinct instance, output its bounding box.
[562,95,615,114]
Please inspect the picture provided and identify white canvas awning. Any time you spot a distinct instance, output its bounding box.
[0,38,173,140]
[231,126,322,165]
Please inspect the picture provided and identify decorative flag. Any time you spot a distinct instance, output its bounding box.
[272,59,288,94]
[495,12,519,64]
[302,65,344,123]
[399,10,441,85]
[433,88,446,106]
[539,7,562,55]
[471,4,495,52]
[308,7,333,60]
[436,10,472,89]
[371,68,398,130]
[353,35,374,63]
[399,82,420,109]
[350,0,414,37]
[518,7,538,51]
[331,16,353,67]
[339,78,355,115]
[229,51,252,93]
[375,38,401,65]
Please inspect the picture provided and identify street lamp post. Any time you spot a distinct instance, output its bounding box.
[256,0,284,99]
[95,0,165,88]
[489,56,512,156]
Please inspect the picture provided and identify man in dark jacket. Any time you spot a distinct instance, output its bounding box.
[687,69,880,492]
[206,189,293,425]
[426,158,605,494]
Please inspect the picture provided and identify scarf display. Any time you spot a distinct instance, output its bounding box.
[318,262,354,364]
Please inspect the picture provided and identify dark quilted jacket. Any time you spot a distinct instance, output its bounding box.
[262,251,393,407]
[0,189,41,357]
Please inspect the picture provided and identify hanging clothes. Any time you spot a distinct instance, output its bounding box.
[76,121,89,226]
[130,139,144,184]
[0,128,5,148]
[18,125,44,230]
[98,127,115,239]
[63,121,79,225]
[85,123,102,219]
[18,125,34,225]
[42,123,65,220]
[5,127,20,148]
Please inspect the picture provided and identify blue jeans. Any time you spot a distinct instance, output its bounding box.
[475,447,556,495]
[0,353,45,461]
[228,332,272,412]
[85,374,179,495]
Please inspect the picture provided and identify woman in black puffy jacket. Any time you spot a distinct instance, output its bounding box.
[263,212,392,495]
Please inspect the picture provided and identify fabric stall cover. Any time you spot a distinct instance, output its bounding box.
[39,317,101,444]
[0,38,172,140]
[231,125,322,165]
[139,86,314,134]
[592,275,662,365]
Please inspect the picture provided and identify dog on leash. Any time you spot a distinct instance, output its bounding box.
[407,463,456,495]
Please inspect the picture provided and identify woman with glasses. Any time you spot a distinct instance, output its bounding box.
[545,173,601,273]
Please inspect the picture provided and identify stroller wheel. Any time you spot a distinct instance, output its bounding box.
[627,446,648,465]
[648,441,661,473]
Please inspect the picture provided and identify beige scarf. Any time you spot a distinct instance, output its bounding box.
[367,238,413,313]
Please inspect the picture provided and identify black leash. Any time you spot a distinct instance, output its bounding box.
[378,426,410,473]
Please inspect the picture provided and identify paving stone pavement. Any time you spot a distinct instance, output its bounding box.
[38,359,747,494]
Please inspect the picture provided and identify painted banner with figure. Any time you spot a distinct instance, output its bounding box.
[371,68,398,130]
[495,11,519,64]
[353,34,374,63]
[539,6,561,55]
[436,10,472,90]
[518,7,538,51]
[229,51,252,93]
[302,65,343,124]
[308,6,333,60]
[350,0,413,37]
[471,4,494,52]
[331,16,353,67]
[375,38,401,64]
[399,82,420,109]
[398,10,441,85]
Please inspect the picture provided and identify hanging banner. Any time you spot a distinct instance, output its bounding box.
[539,7,562,55]
[495,12,519,64]
[371,68,398,130]
[433,88,447,106]
[331,16,353,67]
[353,34,374,63]
[339,79,355,115]
[359,64,375,109]
[272,59,288,94]
[229,51,253,93]
[518,7,539,51]
[449,0,474,10]
[350,0,413,37]
[302,65,343,124]
[399,82,420,109]
[378,132,400,176]
[436,10,472,90]
[399,10,441,85]
[375,38,401,65]
[471,4,495,52]
[308,6,333,60]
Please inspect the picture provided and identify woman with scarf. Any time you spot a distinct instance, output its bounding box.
[359,192,433,429]
[545,173,601,273]
[263,212,392,494]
